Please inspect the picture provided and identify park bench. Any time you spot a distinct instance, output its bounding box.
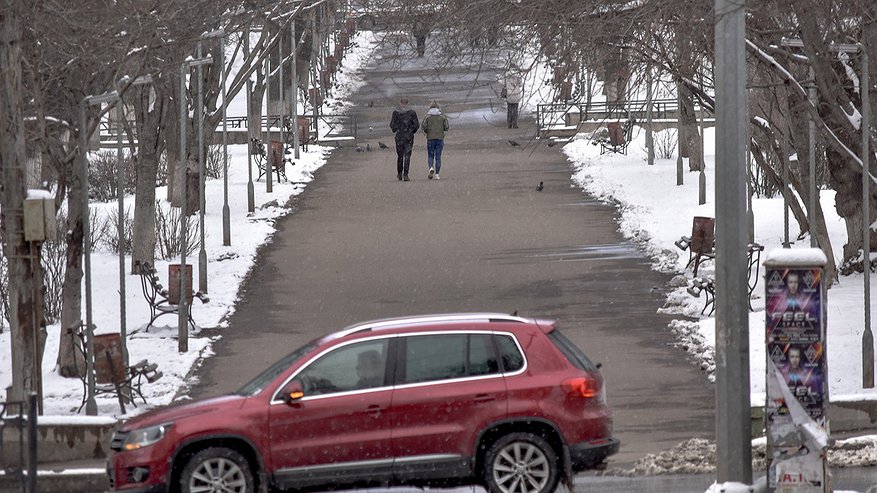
[599,120,633,155]
[251,137,290,183]
[686,242,765,316]
[135,261,208,331]
[67,323,163,413]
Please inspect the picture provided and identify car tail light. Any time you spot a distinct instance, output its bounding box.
[562,376,601,399]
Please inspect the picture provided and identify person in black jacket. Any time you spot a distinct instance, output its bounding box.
[389,98,420,181]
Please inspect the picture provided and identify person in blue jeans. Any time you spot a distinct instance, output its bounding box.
[421,100,449,179]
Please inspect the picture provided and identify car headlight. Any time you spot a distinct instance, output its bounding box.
[122,423,173,451]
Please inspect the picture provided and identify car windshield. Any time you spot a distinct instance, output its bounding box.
[234,342,317,396]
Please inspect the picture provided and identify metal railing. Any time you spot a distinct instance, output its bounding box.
[100,113,358,143]
[536,98,708,131]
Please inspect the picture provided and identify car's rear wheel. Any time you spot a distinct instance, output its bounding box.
[483,432,559,493]
[180,447,254,493]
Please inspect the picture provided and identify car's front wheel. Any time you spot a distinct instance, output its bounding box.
[180,447,254,493]
[483,432,560,493]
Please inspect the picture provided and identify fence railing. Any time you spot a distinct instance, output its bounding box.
[536,98,708,131]
[100,113,358,143]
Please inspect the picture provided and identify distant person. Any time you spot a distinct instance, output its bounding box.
[389,97,420,181]
[502,64,523,129]
[421,100,449,179]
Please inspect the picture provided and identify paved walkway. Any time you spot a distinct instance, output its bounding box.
[189,45,715,469]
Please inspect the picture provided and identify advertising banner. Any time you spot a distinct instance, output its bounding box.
[765,261,828,493]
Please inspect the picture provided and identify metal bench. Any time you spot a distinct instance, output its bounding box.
[599,120,633,155]
[251,137,290,182]
[67,323,163,413]
[135,261,208,331]
[686,242,765,316]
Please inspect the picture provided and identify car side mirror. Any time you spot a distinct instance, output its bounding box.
[281,381,305,405]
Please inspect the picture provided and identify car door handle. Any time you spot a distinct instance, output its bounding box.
[366,404,383,418]
[474,394,495,403]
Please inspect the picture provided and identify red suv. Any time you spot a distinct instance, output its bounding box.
[107,313,618,493]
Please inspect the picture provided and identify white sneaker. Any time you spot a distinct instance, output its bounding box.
[428,168,435,179]
[434,174,440,180]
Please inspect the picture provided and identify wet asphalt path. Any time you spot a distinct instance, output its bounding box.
[189,45,715,469]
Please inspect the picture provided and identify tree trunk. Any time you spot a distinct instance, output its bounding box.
[0,4,42,401]
[132,84,165,272]
[679,83,702,170]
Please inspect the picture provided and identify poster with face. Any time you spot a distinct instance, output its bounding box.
[765,265,827,492]
[765,267,826,421]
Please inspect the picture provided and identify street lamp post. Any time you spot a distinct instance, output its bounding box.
[245,26,255,213]
[114,75,152,373]
[196,28,226,292]
[178,54,213,353]
[80,89,120,415]
[714,0,751,483]
[292,20,300,159]
[219,32,231,247]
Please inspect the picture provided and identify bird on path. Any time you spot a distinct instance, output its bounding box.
[536,181,544,192]
[378,141,389,150]
[368,126,374,132]
[355,145,364,152]
[546,140,556,147]
[366,143,372,151]
[508,140,520,147]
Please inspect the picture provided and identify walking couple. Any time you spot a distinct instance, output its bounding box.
[389,98,449,181]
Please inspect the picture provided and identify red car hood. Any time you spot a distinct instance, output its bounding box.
[120,395,247,430]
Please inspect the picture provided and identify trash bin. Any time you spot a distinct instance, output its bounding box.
[168,264,193,305]
[297,116,311,144]
[270,141,285,174]
[690,216,715,254]
[94,333,124,384]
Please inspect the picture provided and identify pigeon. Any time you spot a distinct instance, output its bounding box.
[536,181,544,192]
[368,126,374,132]
[378,141,389,150]
[508,140,520,147]
[546,140,556,147]
[355,145,364,152]
[366,143,372,151]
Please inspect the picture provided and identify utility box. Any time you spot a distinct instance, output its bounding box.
[23,195,56,242]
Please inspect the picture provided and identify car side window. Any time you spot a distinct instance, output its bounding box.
[495,334,524,372]
[469,334,499,376]
[295,339,389,396]
[402,334,500,384]
[403,334,466,383]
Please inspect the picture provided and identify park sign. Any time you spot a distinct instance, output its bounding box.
[764,248,829,493]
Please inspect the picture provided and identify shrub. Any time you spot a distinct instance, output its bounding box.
[87,150,137,203]
[154,201,200,260]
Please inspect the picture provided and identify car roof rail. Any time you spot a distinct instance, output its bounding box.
[335,313,529,339]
